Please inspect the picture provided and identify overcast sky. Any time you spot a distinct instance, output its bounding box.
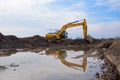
[0,0,120,38]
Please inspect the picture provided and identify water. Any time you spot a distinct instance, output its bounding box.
[0,49,104,80]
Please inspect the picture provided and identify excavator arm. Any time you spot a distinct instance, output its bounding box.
[58,19,87,39]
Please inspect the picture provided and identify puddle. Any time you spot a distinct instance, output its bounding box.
[0,49,104,80]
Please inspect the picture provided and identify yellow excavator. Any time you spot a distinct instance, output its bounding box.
[45,19,87,40]
[45,49,87,71]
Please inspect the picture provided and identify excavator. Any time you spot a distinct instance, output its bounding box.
[45,19,87,40]
[45,49,87,71]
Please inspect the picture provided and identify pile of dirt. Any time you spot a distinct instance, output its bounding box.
[20,35,48,48]
[0,33,24,49]
[0,33,49,49]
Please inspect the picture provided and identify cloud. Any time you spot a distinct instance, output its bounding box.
[61,21,120,39]
[95,0,106,6]
[0,0,59,17]
[107,0,120,12]
[89,21,120,38]
[0,10,87,38]
[72,1,85,7]
[0,0,87,36]
[95,0,120,12]
[0,0,87,21]
[0,24,47,37]
[0,0,119,38]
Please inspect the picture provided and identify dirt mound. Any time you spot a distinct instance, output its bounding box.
[21,35,47,43]
[0,33,7,43]
[0,32,103,49]
[21,35,48,48]
[0,33,49,49]
[0,33,24,49]
[0,33,4,39]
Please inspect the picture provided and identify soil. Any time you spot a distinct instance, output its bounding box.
[0,32,102,49]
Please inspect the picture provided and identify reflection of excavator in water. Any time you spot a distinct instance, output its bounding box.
[45,49,87,72]
[45,19,87,40]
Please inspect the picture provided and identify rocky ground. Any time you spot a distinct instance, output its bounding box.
[95,38,120,80]
[0,32,120,80]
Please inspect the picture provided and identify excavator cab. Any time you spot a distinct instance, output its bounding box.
[60,31,68,38]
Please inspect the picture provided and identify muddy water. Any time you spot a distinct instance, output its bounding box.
[0,49,104,80]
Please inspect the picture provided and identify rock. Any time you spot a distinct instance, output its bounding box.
[0,66,7,70]
[98,41,112,49]
[87,35,94,44]
[9,63,19,67]
[95,72,100,78]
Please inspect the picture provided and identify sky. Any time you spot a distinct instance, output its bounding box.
[0,0,120,38]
